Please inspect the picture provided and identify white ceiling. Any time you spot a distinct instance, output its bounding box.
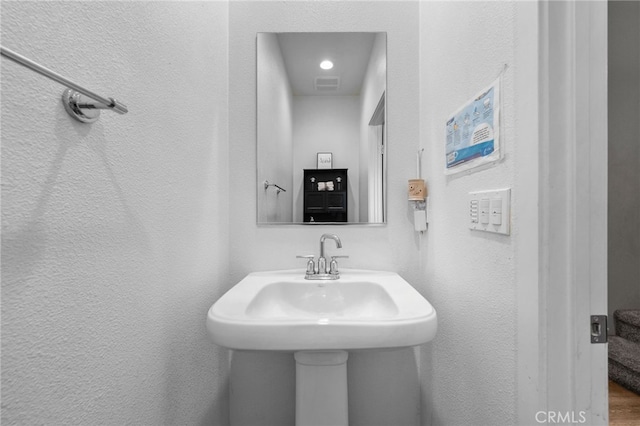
[276,32,378,96]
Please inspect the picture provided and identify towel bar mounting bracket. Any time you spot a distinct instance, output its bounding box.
[62,89,116,123]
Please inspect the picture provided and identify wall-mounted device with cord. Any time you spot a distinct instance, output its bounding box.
[410,148,428,233]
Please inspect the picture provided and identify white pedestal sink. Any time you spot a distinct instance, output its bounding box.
[206,269,437,425]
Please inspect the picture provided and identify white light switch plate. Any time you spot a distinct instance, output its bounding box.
[469,188,511,235]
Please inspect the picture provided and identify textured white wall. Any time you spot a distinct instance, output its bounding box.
[292,95,360,222]
[257,33,294,223]
[608,0,640,328]
[419,2,539,425]
[1,2,230,425]
[1,1,544,425]
[229,1,422,425]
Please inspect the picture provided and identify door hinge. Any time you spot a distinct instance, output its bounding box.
[591,315,608,344]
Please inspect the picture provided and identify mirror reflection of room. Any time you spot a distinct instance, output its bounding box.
[257,32,386,224]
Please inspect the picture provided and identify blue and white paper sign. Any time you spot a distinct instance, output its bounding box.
[445,78,501,174]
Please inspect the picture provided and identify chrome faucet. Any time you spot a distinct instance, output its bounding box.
[318,233,341,274]
[297,234,348,280]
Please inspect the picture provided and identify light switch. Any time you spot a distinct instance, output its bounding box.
[480,199,490,224]
[470,200,479,223]
[490,198,502,225]
[468,188,510,235]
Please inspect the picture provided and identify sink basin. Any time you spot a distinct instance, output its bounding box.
[246,280,399,319]
[207,269,437,351]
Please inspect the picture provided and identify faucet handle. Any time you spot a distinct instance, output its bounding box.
[296,255,316,275]
[329,255,349,275]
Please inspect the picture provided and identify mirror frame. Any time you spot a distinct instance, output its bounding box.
[256,32,387,225]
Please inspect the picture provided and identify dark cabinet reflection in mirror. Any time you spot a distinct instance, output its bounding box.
[257,32,387,224]
[304,169,348,222]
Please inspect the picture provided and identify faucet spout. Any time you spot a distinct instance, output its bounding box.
[302,234,345,279]
[320,233,342,258]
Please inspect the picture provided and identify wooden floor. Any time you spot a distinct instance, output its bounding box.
[609,380,640,425]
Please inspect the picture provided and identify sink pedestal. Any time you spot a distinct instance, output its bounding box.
[294,351,349,426]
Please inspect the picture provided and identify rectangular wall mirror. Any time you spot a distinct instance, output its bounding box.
[257,32,387,224]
